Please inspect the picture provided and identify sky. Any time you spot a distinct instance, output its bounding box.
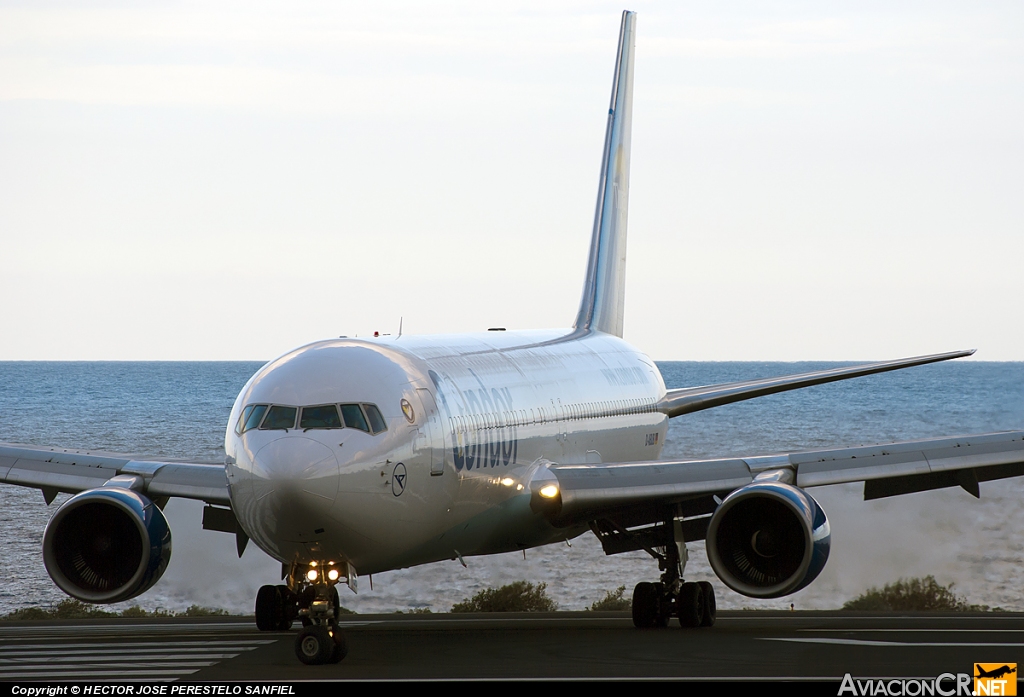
[1,1,1022,361]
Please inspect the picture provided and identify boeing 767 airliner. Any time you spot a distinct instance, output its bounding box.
[2,11,1023,665]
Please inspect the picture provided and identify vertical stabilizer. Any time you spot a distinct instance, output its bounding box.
[573,10,636,338]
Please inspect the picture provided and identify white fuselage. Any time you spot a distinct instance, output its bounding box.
[224,329,667,575]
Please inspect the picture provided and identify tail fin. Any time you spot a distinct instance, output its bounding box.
[573,10,636,338]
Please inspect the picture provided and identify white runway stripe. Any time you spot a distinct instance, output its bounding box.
[0,669,198,680]
[0,649,243,658]
[0,633,278,681]
[764,637,1024,647]
[1,654,236,663]
[0,639,273,652]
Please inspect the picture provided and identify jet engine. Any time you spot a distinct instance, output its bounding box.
[705,480,830,599]
[42,488,172,603]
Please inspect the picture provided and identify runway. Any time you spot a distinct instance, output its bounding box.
[1,612,1022,681]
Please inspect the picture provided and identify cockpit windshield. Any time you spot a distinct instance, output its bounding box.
[236,404,268,434]
[260,406,297,430]
[300,405,343,430]
[363,404,387,434]
[238,402,387,435]
[339,404,369,433]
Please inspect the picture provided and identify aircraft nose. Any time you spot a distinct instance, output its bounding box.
[251,436,340,517]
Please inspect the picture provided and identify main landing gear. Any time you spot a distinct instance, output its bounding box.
[630,522,716,629]
[254,562,348,665]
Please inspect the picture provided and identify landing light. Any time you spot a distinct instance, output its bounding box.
[500,477,515,487]
[306,569,318,582]
[539,484,559,499]
[327,568,340,581]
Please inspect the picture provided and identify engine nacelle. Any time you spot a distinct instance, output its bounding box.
[705,480,830,599]
[43,488,172,603]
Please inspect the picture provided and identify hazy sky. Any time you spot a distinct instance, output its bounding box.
[2,1,1022,361]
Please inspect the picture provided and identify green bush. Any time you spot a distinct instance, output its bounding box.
[451,581,557,613]
[589,586,631,611]
[49,599,117,619]
[842,576,993,611]
[1,599,235,621]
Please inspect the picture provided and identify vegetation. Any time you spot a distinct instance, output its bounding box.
[451,581,557,613]
[842,576,997,612]
[1,598,232,621]
[589,585,631,611]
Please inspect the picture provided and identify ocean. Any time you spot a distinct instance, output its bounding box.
[1,360,1022,614]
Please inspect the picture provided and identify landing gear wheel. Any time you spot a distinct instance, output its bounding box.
[698,581,716,627]
[295,626,334,665]
[653,582,670,627]
[255,585,277,631]
[632,582,667,628]
[331,585,341,621]
[256,585,297,632]
[275,585,294,631]
[677,582,704,628]
[327,622,348,663]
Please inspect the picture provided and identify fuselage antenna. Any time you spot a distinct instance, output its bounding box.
[397,317,403,339]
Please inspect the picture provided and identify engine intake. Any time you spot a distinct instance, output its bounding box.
[705,481,830,599]
[43,488,172,603]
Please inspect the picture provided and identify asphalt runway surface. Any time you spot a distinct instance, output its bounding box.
[1,612,1022,681]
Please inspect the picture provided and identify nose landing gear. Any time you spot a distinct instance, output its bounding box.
[296,622,347,665]
[254,561,351,665]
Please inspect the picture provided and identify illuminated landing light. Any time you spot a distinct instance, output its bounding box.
[500,477,515,487]
[516,484,524,491]
[327,568,340,582]
[539,484,559,499]
[306,569,319,582]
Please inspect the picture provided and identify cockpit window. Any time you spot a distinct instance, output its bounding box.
[237,404,268,434]
[300,405,342,430]
[235,405,253,435]
[340,404,369,433]
[260,405,297,430]
[363,404,387,434]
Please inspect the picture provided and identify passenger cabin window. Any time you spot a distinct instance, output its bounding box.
[363,404,387,434]
[340,404,369,433]
[260,405,297,430]
[300,405,342,430]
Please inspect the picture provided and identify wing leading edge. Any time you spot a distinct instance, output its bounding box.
[658,349,975,418]
[0,442,230,506]
[538,430,1024,531]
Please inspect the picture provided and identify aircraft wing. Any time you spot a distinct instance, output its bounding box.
[538,430,1024,534]
[0,442,230,506]
[658,350,974,418]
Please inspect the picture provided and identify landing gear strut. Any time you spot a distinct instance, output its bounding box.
[254,561,350,665]
[631,519,716,629]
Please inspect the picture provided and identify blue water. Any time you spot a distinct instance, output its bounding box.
[1,360,1022,614]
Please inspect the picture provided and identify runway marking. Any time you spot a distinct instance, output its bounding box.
[0,621,253,634]
[765,637,1024,647]
[0,634,277,682]
[0,669,199,680]
[0,640,274,651]
[800,628,1024,633]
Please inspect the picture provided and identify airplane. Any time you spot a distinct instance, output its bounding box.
[2,10,1024,666]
